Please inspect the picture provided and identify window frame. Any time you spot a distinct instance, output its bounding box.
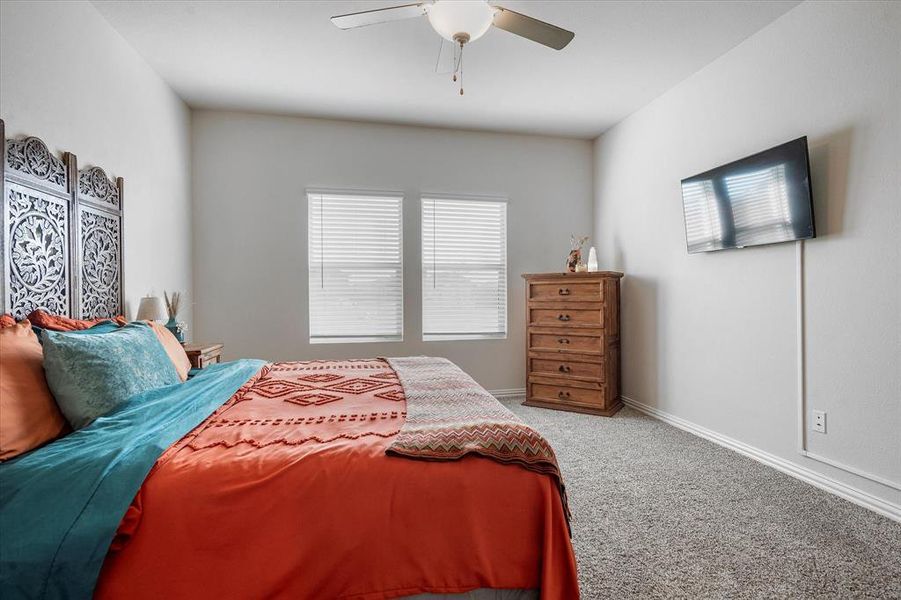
[420,193,508,342]
[306,188,404,344]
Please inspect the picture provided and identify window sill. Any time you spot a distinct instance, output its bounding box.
[422,333,507,342]
[310,336,403,344]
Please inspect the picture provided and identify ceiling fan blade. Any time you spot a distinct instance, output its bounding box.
[331,2,427,30]
[435,38,455,74]
[492,6,575,50]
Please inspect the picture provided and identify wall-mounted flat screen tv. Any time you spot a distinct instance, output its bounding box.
[681,137,815,254]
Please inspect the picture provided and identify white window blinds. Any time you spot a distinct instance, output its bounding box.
[308,191,403,343]
[682,179,723,253]
[725,164,793,246]
[422,197,507,341]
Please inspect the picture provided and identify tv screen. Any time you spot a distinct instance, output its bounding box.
[681,137,815,253]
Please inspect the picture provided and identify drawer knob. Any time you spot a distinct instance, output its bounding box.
[558,391,571,399]
[557,338,570,344]
[558,364,572,373]
[557,314,571,322]
[558,287,571,296]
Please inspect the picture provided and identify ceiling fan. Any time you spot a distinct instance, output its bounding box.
[331,0,575,95]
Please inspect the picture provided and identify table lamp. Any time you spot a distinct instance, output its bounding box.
[136,295,166,322]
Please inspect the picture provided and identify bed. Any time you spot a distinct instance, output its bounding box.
[0,125,578,599]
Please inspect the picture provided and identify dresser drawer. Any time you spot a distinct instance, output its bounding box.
[530,357,603,381]
[529,282,603,303]
[529,308,603,328]
[530,382,605,407]
[195,353,221,369]
[529,331,602,354]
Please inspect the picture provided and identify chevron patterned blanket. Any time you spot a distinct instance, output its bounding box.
[385,356,570,526]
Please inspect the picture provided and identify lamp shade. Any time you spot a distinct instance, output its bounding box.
[136,296,166,321]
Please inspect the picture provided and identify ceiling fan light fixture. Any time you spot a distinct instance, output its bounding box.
[330,0,575,96]
[426,0,495,44]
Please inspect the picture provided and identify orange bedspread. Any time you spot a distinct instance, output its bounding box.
[95,360,579,600]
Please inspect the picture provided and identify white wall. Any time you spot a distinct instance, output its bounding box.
[593,0,900,508]
[0,0,193,326]
[192,111,593,391]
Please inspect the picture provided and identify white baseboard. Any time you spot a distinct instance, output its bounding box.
[621,396,901,523]
[490,387,526,400]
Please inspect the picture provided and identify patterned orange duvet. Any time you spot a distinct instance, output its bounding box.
[96,360,579,600]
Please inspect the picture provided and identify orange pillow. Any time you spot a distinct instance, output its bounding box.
[146,321,191,382]
[0,321,69,461]
[26,309,127,331]
[0,314,16,328]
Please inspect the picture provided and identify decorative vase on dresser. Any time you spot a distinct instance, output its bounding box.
[521,271,623,416]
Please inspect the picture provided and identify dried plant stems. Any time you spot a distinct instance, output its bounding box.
[163,291,181,319]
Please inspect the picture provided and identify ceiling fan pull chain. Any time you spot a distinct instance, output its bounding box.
[459,41,464,95]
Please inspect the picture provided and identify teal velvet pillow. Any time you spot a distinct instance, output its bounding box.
[41,322,181,429]
[32,320,121,345]
[66,320,123,335]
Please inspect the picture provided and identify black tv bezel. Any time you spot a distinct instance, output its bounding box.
[680,136,816,254]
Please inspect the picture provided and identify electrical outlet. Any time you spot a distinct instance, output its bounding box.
[812,410,827,434]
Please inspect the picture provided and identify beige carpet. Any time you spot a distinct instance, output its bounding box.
[505,402,901,599]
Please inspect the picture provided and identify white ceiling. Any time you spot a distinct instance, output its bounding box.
[92,0,800,138]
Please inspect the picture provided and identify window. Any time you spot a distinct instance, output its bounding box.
[308,191,403,343]
[725,164,793,246]
[682,179,723,253]
[422,197,507,341]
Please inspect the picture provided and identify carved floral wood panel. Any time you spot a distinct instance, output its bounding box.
[78,166,120,209]
[77,206,121,318]
[5,137,67,192]
[4,182,70,319]
[3,130,124,319]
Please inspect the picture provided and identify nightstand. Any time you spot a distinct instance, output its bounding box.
[183,343,224,369]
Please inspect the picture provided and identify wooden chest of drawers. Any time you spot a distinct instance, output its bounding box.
[522,272,623,416]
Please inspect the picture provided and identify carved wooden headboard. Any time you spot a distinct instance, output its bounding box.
[0,119,124,320]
